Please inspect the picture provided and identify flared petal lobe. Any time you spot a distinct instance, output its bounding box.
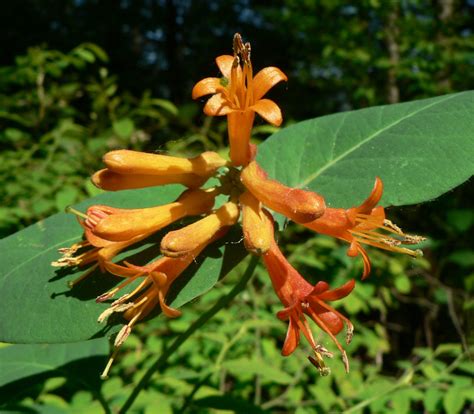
[215,55,234,79]
[192,77,222,100]
[252,66,288,101]
[241,161,326,223]
[250,99,283,126]
[203,93,234,116]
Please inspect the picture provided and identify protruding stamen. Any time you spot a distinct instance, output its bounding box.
[65,206,89,220]
[100,347,119,380]
[67,265,98,288]
[97,302,134,323]
[342,351,350,373]
[308,352,331,376]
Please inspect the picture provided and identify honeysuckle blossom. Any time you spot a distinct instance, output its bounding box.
[83,189,216,242]
[192,33,287,166]
[52,33,425,378]
[263,239,355,373]
[304,177,425,278]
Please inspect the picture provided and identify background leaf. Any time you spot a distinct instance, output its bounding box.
[258,91,474,209]
[0,338,108,389]
[0,185,246,344]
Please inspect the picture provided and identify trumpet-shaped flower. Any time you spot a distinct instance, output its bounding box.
[103,150,227,177]
[97,230,226,379]
[241,161,326,223]
[304,178,425,278]
[192,33,287,166]
[263,239,355,373]
[92,169,207,191]
[263,240,355,373]
[84,188,216,242]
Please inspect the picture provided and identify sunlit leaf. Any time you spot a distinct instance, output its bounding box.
[259,91,474,210]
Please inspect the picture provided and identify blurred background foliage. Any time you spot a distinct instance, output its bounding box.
[0,0,473,413]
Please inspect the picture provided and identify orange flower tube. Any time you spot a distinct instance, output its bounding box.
[92,169,207,190]
[103,150,227,177]
[240,191,274,255]
[241,161,326,223]
[89,189,216,242]
[161,202,240,258]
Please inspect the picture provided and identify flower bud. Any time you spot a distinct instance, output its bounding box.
[103,150,227,177]
[240,191,274,255]
[241,161,326,223]
[92,169,207,190]
[161,202,240,258]
[92,189,216,242]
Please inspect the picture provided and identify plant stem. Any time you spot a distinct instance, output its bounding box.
[118,255,259,414]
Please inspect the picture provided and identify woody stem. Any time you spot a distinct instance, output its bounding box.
[118,254,259,414]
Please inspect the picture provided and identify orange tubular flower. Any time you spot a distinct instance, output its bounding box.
[192,33,287,166]
[240,191,274,255]
[263,240,355,374]
[92,169,207,191]
[160,201,240,258]
[103,150,227,177]
[241,161,326,223]
[97,229,226,379]
[84,188,216,242]
[304,178,425,279]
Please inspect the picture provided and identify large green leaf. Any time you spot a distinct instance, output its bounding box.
[0,185,247,344]
[258,91,474,208]
[0,338,108,389]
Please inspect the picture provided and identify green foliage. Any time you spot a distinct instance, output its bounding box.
[2,95,472,345]
[1,2,473,410]
[0,44,178,237]
[0,185,247,343]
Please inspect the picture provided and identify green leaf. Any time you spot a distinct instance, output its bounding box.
[112,118,135,138]
[0,339,108,389]
[443,386,467,414]
[0,185,247,344]
[258,91,474,209]
[222,357,293,384]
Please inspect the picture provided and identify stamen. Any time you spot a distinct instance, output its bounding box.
[67,264,98,288]
[101,347,119,380]
[65,206,88,220]
[314,344,334,358]
[97,302,134,323]
[308,352,331,376]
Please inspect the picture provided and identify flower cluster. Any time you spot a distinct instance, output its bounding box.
[53,34,424,378]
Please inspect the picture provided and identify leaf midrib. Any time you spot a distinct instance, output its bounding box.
[297,92,461,188]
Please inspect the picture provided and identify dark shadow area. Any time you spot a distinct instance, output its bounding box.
[0,355,106,407]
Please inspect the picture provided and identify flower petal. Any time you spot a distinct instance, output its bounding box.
[311,281,330,295]
[192,77,222,99]
[281,318,300,356]
[356,177,384,214]
[318,279,356,301]
[252,66,287,101]
[203,93,233,116]
[250,99,283,126]
[216,55,234,79]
